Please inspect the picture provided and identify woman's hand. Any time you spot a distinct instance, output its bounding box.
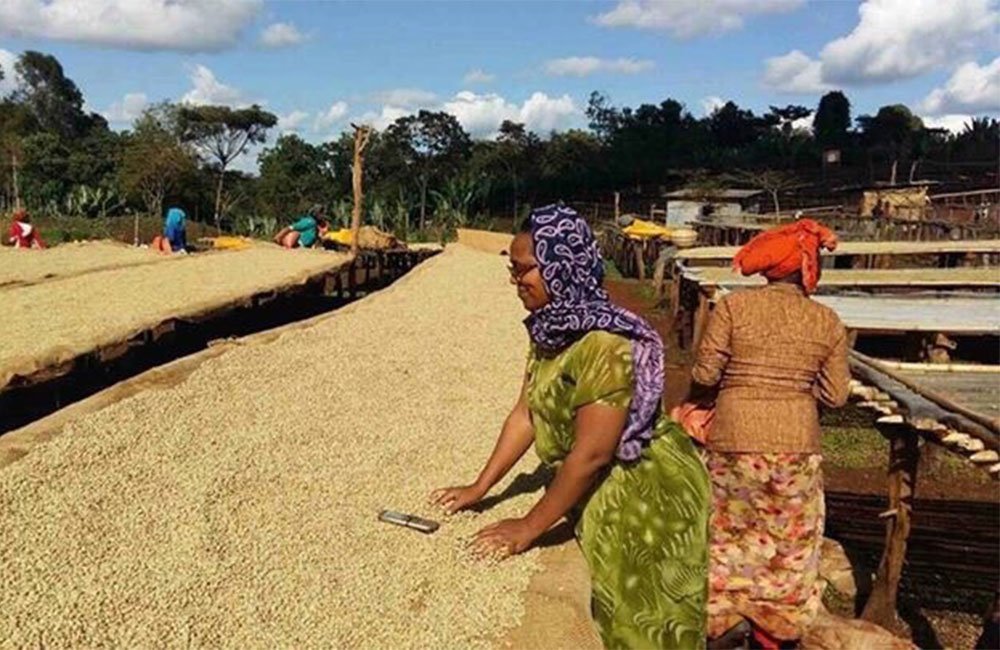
[470,518,540,559]
[429,484,487,515]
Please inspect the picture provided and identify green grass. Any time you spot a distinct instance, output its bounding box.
[29,214,219,246]
[822,426,887,468]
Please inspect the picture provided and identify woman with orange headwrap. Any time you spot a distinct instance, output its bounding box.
[682,219,850,649]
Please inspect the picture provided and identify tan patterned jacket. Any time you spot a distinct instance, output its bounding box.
[691,283,850,454]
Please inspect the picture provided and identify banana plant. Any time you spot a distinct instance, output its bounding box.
[430,173,491,231]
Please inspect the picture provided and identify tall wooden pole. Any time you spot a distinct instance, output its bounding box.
[350,123,373,258]
[11,151,21,211]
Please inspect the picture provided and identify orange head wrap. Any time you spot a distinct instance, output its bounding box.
[732,218,838,294]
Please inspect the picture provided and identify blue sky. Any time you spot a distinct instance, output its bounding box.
[1,0,997,169]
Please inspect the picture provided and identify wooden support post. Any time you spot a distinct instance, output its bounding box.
[349,123,373,258]
[861,420,920,635]
[635,241,646,281]
[614,191,620,222]
[652,253,669,303]
[691,288,714,351]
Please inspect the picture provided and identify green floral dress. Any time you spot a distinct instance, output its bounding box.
[526,330,711,650]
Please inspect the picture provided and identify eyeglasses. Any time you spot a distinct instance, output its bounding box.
[507,262,538,281]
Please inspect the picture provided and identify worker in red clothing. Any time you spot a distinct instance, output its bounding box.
[8,210,45,249]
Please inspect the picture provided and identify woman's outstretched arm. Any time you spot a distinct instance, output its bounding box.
[471,402,624,556]
[430,380,534,514]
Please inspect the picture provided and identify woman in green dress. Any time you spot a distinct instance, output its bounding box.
[431,205,710,649]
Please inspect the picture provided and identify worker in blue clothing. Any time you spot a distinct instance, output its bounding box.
[152,206,188,254]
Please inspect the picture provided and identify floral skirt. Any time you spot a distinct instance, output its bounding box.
[705,452,825,641]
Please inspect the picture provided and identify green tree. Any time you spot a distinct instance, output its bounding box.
[177,104,277,229]
[68,123,123,192]
[120,107,198,218]
[952,117,1000,163]
[13,51,90,139]
[0,99,36,209]
[384,110,471,230]
[709,101,776,152]
[468,120,540,218]
[20,131,70,208]
[585,91,620,142]
[540,129,603,199]
[857,104,925,185]
[814,91,851,150]
[257,134,335,218]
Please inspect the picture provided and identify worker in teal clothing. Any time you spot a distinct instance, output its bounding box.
[275,204,329,249]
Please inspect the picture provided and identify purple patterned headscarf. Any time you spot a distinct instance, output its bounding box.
[524,204,664,462]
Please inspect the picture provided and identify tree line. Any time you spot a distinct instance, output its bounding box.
[1,50,996,240]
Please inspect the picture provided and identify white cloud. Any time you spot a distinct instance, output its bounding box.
[442,92,519,137]
[592,0,803,38]
[463,69,495,84]
[762,50,829,94]
[700,95,726,116]
[0,0,261,52]
[314,101,349,132]
[519,92,580,133]
[277,109,310,134]
[372,88,437,108]
[791,114,814,132]
[920,57,1000,115]
[821,0,998,84]
[0,48,19,96]
[763,0,999,92]
[181,64,246,106]
[104,92,149,125]
[545,56,654,77]
[353,105,412,131]
[442,91,580,137]
[355,91,580,138]
[921,114,982,133]
[259,22,307,48]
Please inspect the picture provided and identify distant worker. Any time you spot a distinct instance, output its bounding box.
[8,209,45,249]
[274,204,329,249]
[151,207,188,254]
